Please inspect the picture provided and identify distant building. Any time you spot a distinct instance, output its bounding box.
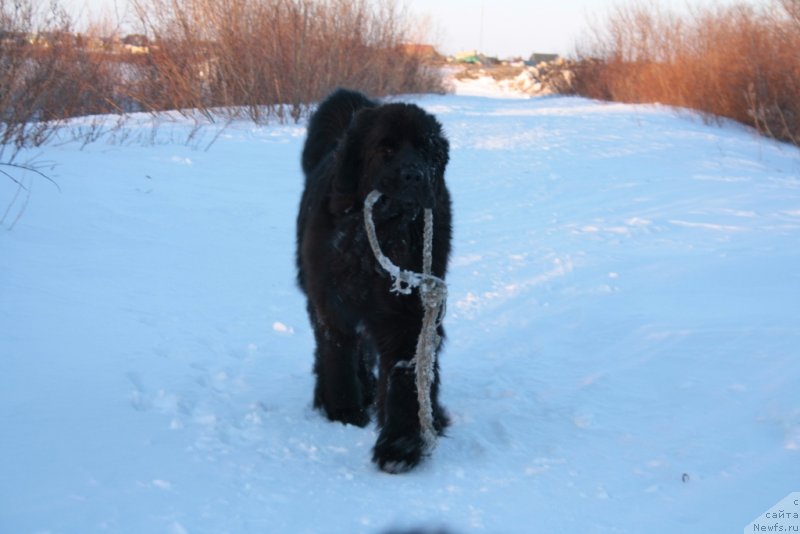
[529,53,559,65]
[454,50,481,64]
[0,31,29,47]
[399,43,442,61]
[452,50,502,65]
[122,34,149,47]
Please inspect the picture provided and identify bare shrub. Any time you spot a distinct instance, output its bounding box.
[130,0,443,123]
[1,0,442,147]
[1,0,129,158]
[1,0,63,156]
[572,0,800,146]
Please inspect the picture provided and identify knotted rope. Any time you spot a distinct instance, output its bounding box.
[363,190,447,452]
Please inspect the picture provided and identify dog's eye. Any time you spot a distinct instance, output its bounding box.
[381,146,395,158]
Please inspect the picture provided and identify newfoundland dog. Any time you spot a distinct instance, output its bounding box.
[296,88,452,472]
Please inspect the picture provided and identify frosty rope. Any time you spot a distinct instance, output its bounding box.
[363,190,447,452]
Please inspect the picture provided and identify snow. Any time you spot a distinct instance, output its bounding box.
[446,73,532,100]
[2,77,800,533]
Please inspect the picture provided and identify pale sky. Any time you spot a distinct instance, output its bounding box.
[68,0,767,59]
[407,0,602,57]
[407,0,768,58]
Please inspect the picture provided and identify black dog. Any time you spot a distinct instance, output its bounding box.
[296,88,452,472]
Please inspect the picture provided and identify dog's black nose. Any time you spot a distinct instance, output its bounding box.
[401,167,425,183]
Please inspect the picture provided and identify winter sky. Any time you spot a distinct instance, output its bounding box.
[408,0,771,58]
[67,0,770,59]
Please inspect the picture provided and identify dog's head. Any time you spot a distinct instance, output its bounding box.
[333,102,449,214]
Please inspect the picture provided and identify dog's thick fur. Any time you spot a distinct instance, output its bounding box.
[296,88,452,472]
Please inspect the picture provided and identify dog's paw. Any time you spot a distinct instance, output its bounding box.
[372,431,425,473]
[325,405,371,428]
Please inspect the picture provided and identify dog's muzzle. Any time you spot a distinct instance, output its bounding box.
[399,165,435,209]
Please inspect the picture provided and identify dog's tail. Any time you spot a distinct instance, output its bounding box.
[302,88,377,176]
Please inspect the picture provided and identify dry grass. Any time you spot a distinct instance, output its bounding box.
[571,0,800,146]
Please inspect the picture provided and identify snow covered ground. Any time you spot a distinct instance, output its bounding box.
[2,80,799,533]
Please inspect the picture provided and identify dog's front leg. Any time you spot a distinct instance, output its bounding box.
[370,321,448,473]
[311,316,371,428]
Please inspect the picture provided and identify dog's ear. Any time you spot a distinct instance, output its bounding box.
[329,107,377,215]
